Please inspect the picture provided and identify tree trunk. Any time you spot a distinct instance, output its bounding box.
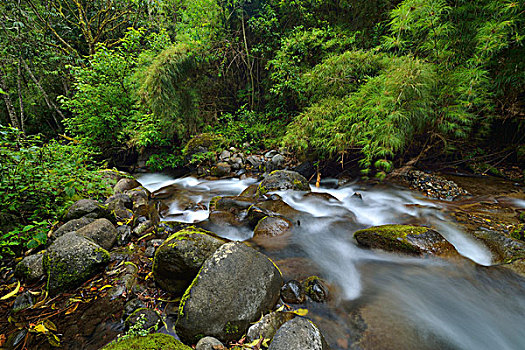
[21,58,65,128]
[16,58,25,134]
[0,69,20,130]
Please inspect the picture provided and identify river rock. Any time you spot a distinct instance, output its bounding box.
[76,218,117,250]
[240,184,259,197]
[102,333,191,350]
[15,253,44,282]
[114,178,141,194]
[303,276,328,302]
[354,224,459,257]
[12,292,34,313]
[153,227,227,294]
[116,225,133,246]
[219,150,231,161]
[254,216,292,237]
[271,154,285,168]
[176,242,283,343]
[256,199,302,221]
[208,211,242,227]
[214,196,255,213]
[125,187,151,217]
[196,337,225,350]
[257,170,310,195]
[105,194,133,221]
[246,311,295,342]
[43,232,110,295]
[247,155,263,168]
[63,199,111,221]
[281,280,305,304]
[211,162,231,177]
[51,217,95,240]
[268,317,330,350]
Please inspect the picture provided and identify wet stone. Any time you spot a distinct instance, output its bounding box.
[281,280,306,304]
[12,292,34,313]
[303,276,328,303]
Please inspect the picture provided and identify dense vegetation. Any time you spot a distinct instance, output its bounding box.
[1,0,524,257]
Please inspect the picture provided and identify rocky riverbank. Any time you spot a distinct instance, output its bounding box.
[1,143,525,349]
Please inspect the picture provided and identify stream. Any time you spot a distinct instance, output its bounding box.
[136,173,525,350]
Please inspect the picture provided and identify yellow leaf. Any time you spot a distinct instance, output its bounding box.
[244,338,263,347]
[275,305,285,312]
[65,303,79,315]
[145,272,153,280]
[32,323,48,334]
[47,333,61,347]
[291,308,309,316]
[68,297,84,303]
[33,291,49,309]
[0,281,20,300]
[100,284,113,291]
[43,319,57,332]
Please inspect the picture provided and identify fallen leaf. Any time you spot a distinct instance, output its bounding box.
[0,281,20,300]
[291,308,308,316]
[65,303,79,315]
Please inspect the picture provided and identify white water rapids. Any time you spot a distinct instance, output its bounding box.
[136,173,525,350]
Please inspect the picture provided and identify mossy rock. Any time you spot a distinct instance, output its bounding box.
[43,232,110,295]
[354,224,459,257]
[102,333,191,350]
[257,170,311,196]
[15,253,44,282]
[183,133,220,156]
[176,242,283,344]
[152,226,227,294]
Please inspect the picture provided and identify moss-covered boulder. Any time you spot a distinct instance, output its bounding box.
[63,199,111,221]
[268,317,330,350]
[102,333,191,350]
[152,227,227,294]
[354,224,459,257]
[176,242,283,344]
[15,253,45,282]
[257,170,310,196]
[183,133,219,160]
[76,218,117,250]
[43,232,110,295]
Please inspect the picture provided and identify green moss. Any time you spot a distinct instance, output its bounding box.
[356,224,427,240]
[257,185,268,195]
[164,226,211,247]
[177,263,205,319]
[209,196,221,211]
[102,333,191,350]
[510,224,525,241]
[353,225,430,254]
[224,321,239,334]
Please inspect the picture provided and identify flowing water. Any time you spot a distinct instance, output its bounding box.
[136,173,525,350]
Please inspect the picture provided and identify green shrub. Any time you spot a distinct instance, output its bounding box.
[0,125,113,258]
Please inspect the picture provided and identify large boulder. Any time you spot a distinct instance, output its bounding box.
[354,224,459,257]
[63,199,111,221]
[76,218,118,250]
[176,242,283,344]
[153,227,227,294]
[102,333,191,350]
[15,254,44,282]
[268,318,330,350]
[257,170,310,195]
[43,232,110,295]
[51,217,95,241]
[113,178,141,194]
[184,133,219,160]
